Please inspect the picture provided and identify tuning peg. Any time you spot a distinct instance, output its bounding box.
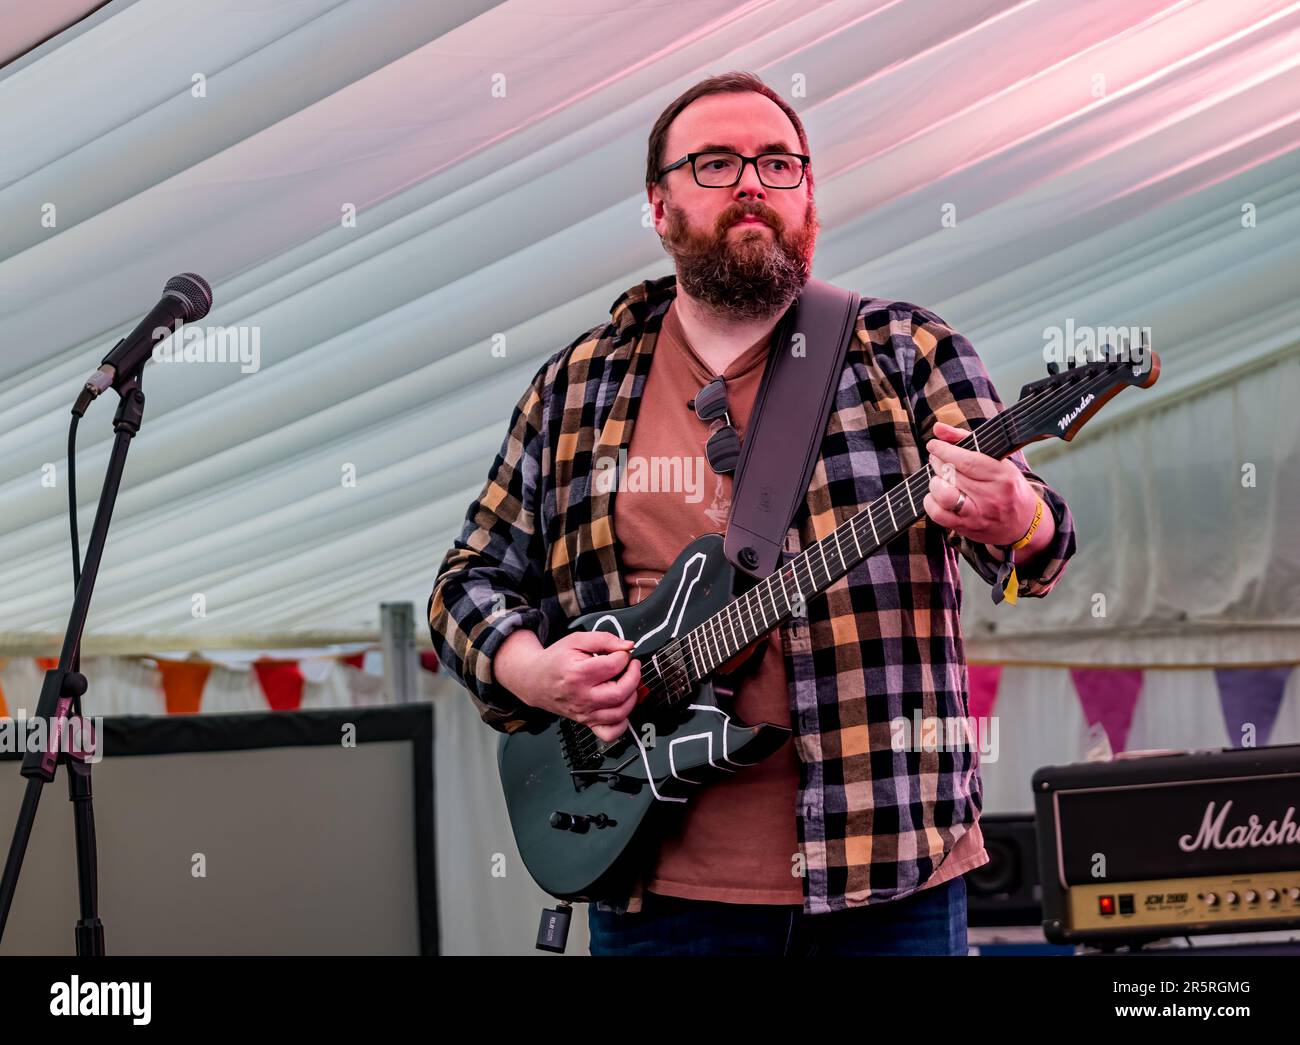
[1046,360,1059,376]
[1066,356,1077,370]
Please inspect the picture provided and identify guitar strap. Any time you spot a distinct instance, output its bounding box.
[723,278,862,581]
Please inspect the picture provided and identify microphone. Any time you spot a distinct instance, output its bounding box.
[75,273,213,413]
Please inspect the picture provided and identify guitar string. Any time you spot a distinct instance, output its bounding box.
[569,363,1128,758]
[568,370,1107,765]
[632,363,1119,703]
[634,361,1112,701]
[571,363,1123,760]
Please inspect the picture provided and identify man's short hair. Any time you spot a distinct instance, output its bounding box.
[645,71,814,194]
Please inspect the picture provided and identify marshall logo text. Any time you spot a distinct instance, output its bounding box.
[1178,799,1300,852]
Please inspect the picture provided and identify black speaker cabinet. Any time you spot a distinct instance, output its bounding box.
[966,813,1042,926]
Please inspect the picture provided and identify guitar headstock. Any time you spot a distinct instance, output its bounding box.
[1014,338,1160,445]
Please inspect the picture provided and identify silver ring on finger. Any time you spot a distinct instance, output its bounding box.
[953,489,968,515]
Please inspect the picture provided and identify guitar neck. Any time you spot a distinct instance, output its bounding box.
[657,368,1108,700]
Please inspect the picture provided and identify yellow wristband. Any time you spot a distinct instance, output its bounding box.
[1011,496,1044,551]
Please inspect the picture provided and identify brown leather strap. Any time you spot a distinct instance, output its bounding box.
[723,278,861,579]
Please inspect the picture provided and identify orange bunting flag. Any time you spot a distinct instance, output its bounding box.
[155,658,213,715]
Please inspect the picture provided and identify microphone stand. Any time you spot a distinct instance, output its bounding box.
[0,365,148,954]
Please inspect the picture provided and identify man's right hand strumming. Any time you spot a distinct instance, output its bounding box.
[494,628,642,742]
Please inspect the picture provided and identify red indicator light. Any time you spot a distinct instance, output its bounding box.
[1099,896,1116,916]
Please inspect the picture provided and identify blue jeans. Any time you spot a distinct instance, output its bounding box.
[588,875,968,956]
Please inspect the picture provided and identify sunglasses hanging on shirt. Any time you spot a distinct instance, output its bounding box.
[688,375,742,475]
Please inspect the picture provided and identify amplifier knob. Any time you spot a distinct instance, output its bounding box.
[1225,890,1239,905]
[1265,888,1279,903]
[1288,887,1300,901]
[1245,890,1259,904]
[1205,892,1219,907]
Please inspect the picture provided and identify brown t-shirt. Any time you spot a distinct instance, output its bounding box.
[615,299,804,904]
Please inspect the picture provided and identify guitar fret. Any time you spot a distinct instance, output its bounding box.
[669,643,686,690]
[850,519,862,559]
[868,506,879,544]
[886,491,897,531]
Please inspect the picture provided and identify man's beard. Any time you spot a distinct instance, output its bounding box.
[660,196,818,321]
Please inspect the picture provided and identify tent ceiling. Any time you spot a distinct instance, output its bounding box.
[0,0,106,70]
[0,0,1297,652]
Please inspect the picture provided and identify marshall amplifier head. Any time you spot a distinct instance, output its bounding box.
[1033,744,1300,946]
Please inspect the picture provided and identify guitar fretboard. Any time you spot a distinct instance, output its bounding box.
[645,369,1102,706]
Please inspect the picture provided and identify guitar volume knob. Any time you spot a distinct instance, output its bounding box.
[549,811,614,832]
[549,811,590,833]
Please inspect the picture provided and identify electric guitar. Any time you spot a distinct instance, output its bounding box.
[499,343,1160,902]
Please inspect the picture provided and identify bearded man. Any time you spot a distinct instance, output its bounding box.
[429,71,1076,956]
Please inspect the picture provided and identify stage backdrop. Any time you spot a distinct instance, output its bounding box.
[0,0,1296,667]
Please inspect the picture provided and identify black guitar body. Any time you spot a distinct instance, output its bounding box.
[497,533,792,902]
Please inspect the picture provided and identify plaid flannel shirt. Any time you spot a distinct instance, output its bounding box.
[428,273,1076,915]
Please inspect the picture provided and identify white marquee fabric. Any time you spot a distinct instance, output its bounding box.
[1,0,1297,663]
[0,0,102,69]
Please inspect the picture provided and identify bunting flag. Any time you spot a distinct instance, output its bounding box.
[966,664,1002,748]
[155,658,213,715]
[5,649,1286,730]
[1216,665,1294,748]
[1069,668,1144,755]
[252,659,305,712]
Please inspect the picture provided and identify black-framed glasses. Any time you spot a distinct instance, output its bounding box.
[657,151,810,189]
[688,376,741,475]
